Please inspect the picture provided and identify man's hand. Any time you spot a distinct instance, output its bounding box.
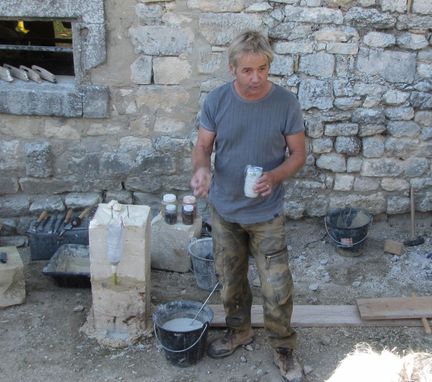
[191,167,211,198]
[255,171,276,197]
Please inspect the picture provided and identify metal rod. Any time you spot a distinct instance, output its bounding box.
[190,282,220,325]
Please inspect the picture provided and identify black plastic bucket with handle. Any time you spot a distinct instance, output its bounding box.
[325,208,373,251]
[153,300,214,367]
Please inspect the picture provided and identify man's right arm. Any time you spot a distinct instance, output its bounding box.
[190,127,215,198]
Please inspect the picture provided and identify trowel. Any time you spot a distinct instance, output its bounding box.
[58,208,73,237]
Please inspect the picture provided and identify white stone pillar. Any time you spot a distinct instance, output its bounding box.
[81,202,151,348]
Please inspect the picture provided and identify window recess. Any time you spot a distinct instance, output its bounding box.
[0,19,74,78]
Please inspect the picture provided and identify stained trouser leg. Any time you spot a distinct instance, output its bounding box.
[210,207,252,330]
[247,215,297,349]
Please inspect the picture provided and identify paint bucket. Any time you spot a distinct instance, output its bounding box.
[324,207,373,252]
[153,300,213,367]
[188,238,218,291]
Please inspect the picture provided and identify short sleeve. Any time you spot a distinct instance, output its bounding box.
[283,95,305,136]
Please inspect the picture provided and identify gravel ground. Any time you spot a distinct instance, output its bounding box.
[0,212,431,382]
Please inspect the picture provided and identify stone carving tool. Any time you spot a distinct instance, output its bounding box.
[3,64,29,81]
[0,66,13,82]
[31,65,57,83]
[34,210,49,230]
[71,206,92,228]
[19,65,43,83]
[58,208,73,237]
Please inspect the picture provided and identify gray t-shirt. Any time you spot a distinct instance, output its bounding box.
[200,81,304,224]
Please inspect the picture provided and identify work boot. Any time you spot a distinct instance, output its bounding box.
[207,328,254,358]
[273,348,304,382]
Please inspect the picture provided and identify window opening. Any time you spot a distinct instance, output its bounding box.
[0,19,74,76]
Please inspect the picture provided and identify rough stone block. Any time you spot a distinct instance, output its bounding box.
[356,49,416,84]
[130,56,152,84]
[153,57,192,85]
[0,140,20,171]
[82,283,150,348]
[0,176,19,194]
[84,202,151,347]
[198,13,263,46]
[0,80,82,117]
[25,141,52,177]
[151,213,202,273]
[129,25,193,55]
[0,195,30,217]
[284,6,343,24]
[298,79,334,110]
[0,246,25,308]
[81,85,110,118]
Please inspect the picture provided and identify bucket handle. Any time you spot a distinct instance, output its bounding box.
[153,321,209,354]
[324,217,372,248]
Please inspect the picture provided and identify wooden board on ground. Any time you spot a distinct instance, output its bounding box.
[208,305,423,328]
[357,296,432,320]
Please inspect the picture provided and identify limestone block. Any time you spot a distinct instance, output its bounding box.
[84,202,151,347]
[89,203,151,282]
[0,246,25,308]
[284,6,344,24]
[151,213,202,273]
[300,53,335,78]
[298,79,334,110]
[82,282,150,348]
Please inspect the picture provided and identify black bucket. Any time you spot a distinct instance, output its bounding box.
[325,208,373,251]
[153,300,214,367]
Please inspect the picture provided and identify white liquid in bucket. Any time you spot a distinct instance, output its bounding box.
[162,317,203,332]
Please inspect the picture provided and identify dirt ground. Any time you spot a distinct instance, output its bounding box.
[1,213,432,382]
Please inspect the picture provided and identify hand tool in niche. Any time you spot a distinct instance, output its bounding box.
[31,65,57,83]
[3,64,29,81]
[34,210,49,230]
[19,65,43,83]
[0,66,13,82]
[71,206,92,228]
[58,208,73,237]
[64,207,91,231]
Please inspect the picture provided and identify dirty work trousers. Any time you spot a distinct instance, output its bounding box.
[210,206,297,350]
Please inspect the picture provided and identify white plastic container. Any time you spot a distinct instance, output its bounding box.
[244,165,263,198]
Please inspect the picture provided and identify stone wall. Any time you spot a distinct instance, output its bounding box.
[0,0,431,234]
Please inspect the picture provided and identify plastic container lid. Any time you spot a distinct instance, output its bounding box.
[163,194,177,203]
[183,204,194,213]
[183,195,196,204]
[166,204,177,213]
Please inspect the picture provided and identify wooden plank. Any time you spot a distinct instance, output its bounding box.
[357,296,432,320]
[208,305,423,328]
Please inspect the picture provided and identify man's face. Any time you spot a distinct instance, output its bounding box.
[230,53,270,99]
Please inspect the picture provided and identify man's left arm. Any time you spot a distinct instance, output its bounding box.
[255,131,306,196]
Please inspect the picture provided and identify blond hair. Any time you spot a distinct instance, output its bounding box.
[228,30,273,68]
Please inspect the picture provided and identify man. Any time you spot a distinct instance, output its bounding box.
[190,30,306,382]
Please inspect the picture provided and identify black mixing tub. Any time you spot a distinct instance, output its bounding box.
[28,213,90,261]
